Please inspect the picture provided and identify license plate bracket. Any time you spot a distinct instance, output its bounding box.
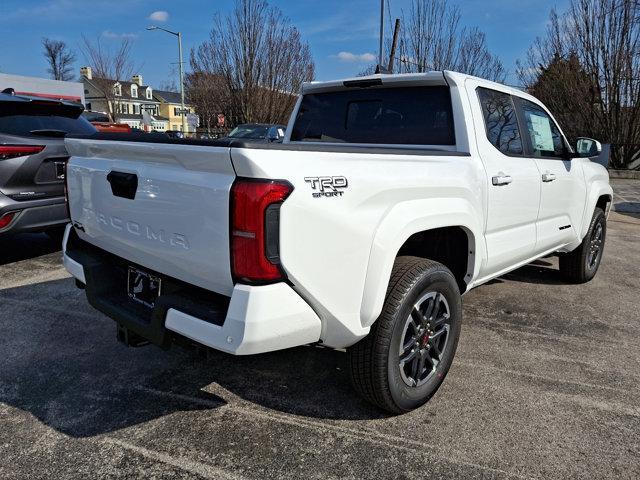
[54,161,65,180]
[127,266,161,308]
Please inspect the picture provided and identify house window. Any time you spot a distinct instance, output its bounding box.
[131,85,138,98]
[146,88,152,100]
[114,83,122,96]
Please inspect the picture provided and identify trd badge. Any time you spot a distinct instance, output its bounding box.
[304,176,348,198]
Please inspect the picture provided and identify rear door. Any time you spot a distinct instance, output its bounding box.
[65,138,237,296]
[467,80,541,276]
[514,97,586,251]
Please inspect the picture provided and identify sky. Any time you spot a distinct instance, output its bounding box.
[0,0,570,89]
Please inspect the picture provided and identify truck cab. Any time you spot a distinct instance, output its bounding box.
[62,71,612,413]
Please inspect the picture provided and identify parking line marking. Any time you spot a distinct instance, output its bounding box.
[136,386,225,408]
[0,269,71,290]
[547,393,640,418]
[100,437,247,480]
[137,386,534,480]
[455,361,637,395]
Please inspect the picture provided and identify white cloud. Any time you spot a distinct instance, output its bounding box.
[149,10,169,22]
[102,30,138,40]
[334,51,376,63]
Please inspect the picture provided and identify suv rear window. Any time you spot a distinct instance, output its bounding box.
[0,115,96,137]
[290,86,455,146]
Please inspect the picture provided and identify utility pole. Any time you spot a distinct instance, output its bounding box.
[387,19,401,73]
[379,0,385,68]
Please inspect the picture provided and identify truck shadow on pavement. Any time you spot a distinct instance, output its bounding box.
[500,259,566,285]
[0,233,61,266]
[0,278,384,439]
[614,201,640,219]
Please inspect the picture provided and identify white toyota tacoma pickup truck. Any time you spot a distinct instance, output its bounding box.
[62,71,612,413]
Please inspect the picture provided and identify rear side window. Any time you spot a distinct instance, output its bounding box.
[519,99,565,158]
[0,115,96,137]
[477,88,523,155]
[290,86,455,146]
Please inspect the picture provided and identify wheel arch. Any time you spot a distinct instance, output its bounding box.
[580,180,614,239]
[359,199,483,329]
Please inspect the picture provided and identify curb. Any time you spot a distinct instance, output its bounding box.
[609,170,640,179]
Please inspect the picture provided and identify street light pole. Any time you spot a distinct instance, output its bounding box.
[177,31,186,134]
[147,25,187,134]
[379,0,384,68]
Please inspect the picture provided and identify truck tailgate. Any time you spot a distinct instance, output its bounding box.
[65,138,236,296]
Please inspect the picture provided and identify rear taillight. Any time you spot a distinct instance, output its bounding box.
[0,212,16,230]
[0,145,44,160]
[231,178,293,284]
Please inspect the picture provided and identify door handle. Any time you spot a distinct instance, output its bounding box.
[542,172,556,182]
[107,171,138,200]
[492,174,513,186]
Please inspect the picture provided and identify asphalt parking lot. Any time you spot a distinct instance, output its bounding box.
[1,179,639,480]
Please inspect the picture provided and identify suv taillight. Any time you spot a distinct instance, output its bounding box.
[0,145,44,160]
[0,212,16,230]
[230,178,293,284]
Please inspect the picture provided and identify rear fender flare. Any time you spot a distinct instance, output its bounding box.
[359,198,483,328]
[580,181,613,239]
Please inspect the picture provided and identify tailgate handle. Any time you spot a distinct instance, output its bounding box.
[106,171,138,200]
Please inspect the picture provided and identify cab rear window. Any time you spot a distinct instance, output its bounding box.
[290,86,455,146]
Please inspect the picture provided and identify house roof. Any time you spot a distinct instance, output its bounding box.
[82,76,158,102]
[153,89,187,104]
[154,90,193,107]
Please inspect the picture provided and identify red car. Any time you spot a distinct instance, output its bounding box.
[82,111,131,133]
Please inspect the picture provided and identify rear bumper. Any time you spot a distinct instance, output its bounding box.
[62,224,321,355]
[0,193,68,235]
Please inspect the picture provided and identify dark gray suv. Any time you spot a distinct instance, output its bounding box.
[0,89,96,237]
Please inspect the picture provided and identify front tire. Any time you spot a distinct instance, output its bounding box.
[348,256,462,414]
[559,207,606,284]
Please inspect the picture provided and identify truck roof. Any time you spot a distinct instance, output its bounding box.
[302,70,526,98]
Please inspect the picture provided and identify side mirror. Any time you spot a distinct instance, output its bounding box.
[575,137,602,158]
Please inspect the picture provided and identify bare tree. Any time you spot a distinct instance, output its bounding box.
[518,0,640,168]
[454,28,505,81]
[79,35,137,118]
[361,0,505,81]
[185,71,229,133]
[190,0,315,126]
[159,79,178,92]
[42,38,76,81]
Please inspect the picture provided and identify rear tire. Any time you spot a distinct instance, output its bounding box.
[559,207,606,284]
[348,256,462,414]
